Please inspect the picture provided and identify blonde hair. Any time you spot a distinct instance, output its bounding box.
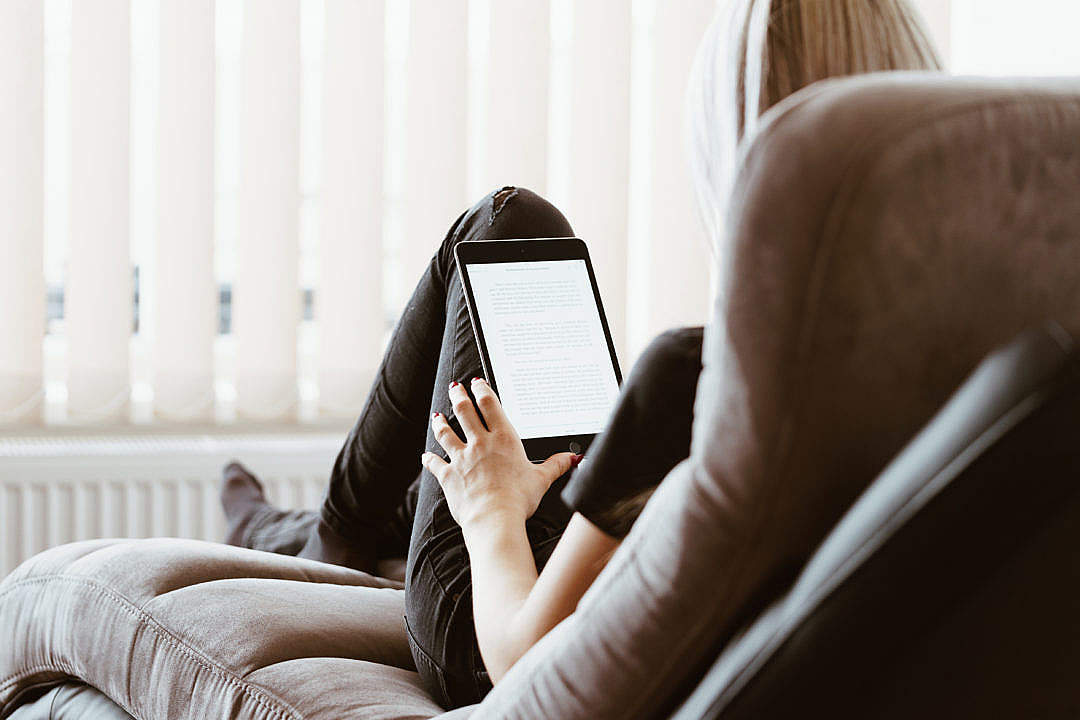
[690,0,944,242]
[604,1,944,534]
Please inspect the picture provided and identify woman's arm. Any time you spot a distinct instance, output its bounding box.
[421,378,619,682]
[463,512,618,682]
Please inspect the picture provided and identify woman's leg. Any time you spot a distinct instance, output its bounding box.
[221,461,317,554]
[221,200,469,571]
[221,461,420,562]
[403,188,580,708]
[223,187,574,580]
[224,195,492,570]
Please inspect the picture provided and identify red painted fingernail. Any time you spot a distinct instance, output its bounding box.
[450,381,459,388]
[570,454,583,467]
[432,412,441,418]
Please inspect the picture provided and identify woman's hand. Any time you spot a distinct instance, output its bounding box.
[421,377,580,531]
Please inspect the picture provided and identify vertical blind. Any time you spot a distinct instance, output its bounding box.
[66,1,132,423]
[234,0,301,421]
[0,1,45,424]
[2,0,963,428]
[154,0,217,422]
[3,0,718,427]
[319,0,385,417]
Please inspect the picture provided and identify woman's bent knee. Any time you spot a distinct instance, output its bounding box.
[437,186,575,271]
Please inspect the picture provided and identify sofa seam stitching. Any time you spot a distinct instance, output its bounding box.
[0,663,146,720]
[0,662,149,720]
[0,574,303,720]
[0,578,296,719]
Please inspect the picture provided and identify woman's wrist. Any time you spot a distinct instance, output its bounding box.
[460,507,526,548]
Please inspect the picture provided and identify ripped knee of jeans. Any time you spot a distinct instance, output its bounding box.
[490,186,518,226]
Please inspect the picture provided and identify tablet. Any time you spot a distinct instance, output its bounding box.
[455,238,623,461]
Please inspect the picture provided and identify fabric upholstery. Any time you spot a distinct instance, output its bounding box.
[671,325,1080,718]
[0,540,446,719]
[467,74,1080,719]
[4,74,1080,719]
[8,683,133,719]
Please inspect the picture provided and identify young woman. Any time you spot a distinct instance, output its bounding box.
[221,0,943,708]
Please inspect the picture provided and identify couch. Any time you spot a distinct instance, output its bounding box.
[4,73,1080,718]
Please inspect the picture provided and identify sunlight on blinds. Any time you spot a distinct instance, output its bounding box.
[318,0,386,418]
[153,0,216,422]
[21,0,728,427]
[235,0,300,421]
[0,0,45,423]
[66,0,131,423]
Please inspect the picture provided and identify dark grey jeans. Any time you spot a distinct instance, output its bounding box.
[240,187,578,708]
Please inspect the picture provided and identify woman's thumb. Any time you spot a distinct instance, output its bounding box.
[541,452,582,480]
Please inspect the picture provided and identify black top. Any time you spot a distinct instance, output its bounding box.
[561,326,705,538]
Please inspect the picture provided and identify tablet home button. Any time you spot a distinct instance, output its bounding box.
[569,441,583,455]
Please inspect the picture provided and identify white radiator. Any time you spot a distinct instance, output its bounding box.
[0,431,343,579]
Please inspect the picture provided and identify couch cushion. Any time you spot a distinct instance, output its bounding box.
[0,539,449,720]
[465,75,1080,718]
[8,683,133,720]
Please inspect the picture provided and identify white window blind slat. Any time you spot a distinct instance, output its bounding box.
[565,0,632,362]
[482,0,550,194]
[235,0,301,421]
[67,0,131,423]
[0,0,45,425]
[318,0,386,419]
[627,0,715,359]
[400,0,468,303]
[154,0,216,422]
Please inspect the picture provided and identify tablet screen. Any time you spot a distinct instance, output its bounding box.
[465,259,621,440]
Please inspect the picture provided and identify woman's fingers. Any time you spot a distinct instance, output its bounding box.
[448,381,486,440]
[431,412,465,456]
[539,452,579,483]
[421,452,449,482]
[469,377,513,435]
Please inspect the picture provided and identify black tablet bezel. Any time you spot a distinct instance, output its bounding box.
[455,237,623,461]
